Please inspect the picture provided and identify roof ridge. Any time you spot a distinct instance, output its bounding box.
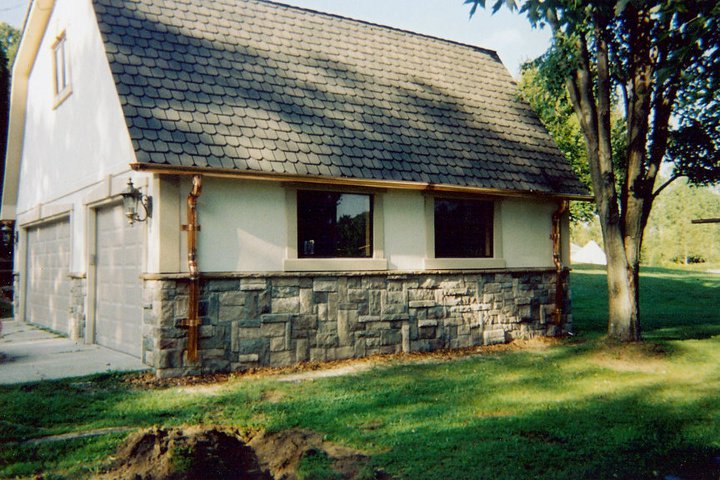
[250,0,501,62]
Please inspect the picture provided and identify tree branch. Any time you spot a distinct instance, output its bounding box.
[652,175,680,199]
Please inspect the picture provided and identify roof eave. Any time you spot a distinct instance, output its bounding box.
[130,162,594,201]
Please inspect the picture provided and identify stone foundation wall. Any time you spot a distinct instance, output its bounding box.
[142,269,571,378]
[68,276,86,340]
[12,273,20,319]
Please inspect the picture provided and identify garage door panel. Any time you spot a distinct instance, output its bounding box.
[95,205,144,357]
[26,219,71,334]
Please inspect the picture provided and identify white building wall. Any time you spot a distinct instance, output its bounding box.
[501,198,555,268]
[189,181,556,273]
[193,178,287,273]
[16,0,140,272]
[8,0,559,277]
[383,190,427,270]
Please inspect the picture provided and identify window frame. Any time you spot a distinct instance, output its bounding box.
[51,31,72,108]
[424,194,506,270]
[297,190,374,259]
[284,185,387,272]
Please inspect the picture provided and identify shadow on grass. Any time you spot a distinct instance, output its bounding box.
[240,356,720,480]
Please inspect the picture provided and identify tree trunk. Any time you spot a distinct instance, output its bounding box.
[606,258,641,341]
[602,214,642,341]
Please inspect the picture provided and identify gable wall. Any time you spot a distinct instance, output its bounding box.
[15,0,142,273]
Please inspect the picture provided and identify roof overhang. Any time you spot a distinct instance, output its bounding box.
[1,0,57,221]
[131,162,594,202]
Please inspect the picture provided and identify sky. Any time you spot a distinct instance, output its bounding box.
[0,0,551,76]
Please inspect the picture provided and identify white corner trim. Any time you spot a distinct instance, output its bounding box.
[42,202,73,219]
[83,176,113,205]
[16,202,72,226]
[83,174,148,206]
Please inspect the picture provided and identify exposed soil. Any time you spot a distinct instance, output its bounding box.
[99,426,389,480]
[588,340,671,373]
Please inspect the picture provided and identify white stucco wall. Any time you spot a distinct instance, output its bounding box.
[15,0,140,273]
[383,190,427,270]
[191,178,287,273]
[501,198,556,268]
[183,181,557,273]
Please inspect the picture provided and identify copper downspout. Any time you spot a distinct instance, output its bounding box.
[182,175,202,362]
[551,201,569,326]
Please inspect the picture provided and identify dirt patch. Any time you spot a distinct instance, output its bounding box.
[99,426,268,480]
[100,426,388,480]
[589,340,670,373]
[249,428,390,480]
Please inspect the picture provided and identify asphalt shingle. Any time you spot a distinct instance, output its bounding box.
[93,0,588,196]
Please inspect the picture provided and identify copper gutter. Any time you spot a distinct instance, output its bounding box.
[551,200,569,326]
[182,175,202,362]
[130,163,594,202]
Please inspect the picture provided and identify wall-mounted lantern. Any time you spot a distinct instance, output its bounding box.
[0,221,14,248]
[120,179,152,225]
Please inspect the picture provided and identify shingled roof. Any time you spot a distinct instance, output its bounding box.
[92,0,588,197]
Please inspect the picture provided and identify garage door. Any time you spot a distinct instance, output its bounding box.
[25,218,71,334]
[94,204,144,357]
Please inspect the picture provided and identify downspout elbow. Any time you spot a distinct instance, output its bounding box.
[551,201,569,327]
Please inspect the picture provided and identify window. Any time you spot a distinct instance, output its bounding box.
[52,32,71,105]
[297,190,372,258]
[434,198,493,258]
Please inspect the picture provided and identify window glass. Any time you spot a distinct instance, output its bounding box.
[434,198,493,258]
[53,34,70,97]
[298,191,372,258]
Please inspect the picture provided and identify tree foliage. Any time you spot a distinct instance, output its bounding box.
[517,61,628,223]
[467,0,720,341]
[0,23,20,67]
[643,181,720,266]
[574,183,720,267]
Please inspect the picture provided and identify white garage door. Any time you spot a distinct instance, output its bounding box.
[94,204,144,357]
[26,218,71,334]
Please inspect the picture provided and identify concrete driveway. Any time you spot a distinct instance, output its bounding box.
[0,319,148,385]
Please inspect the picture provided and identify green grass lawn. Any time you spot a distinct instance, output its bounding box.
[1,266,720,479]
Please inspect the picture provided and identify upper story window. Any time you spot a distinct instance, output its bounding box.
[434,197,494,258]
[52,32,72,106]
[297,190,373,258]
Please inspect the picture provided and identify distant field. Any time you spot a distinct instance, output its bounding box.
[1,266,719,479]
